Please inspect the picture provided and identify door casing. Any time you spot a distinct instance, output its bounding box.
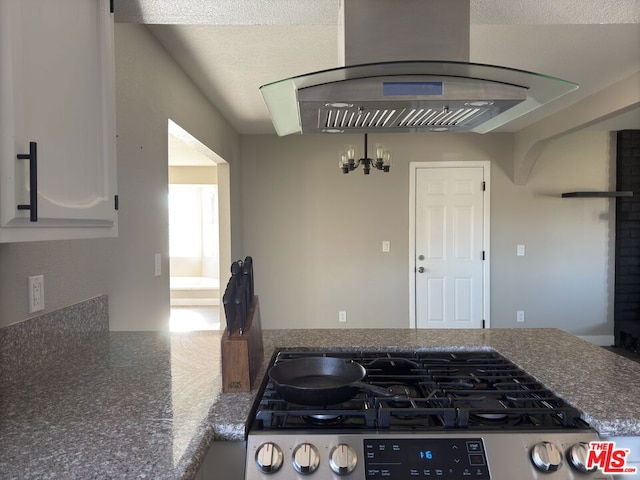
[409,161,491,328]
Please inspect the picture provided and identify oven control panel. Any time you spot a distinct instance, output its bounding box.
[246,431,611,480]
[364,438,489,479]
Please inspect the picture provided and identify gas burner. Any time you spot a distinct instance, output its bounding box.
[303,414,346,427]
[365,357,421,371]
[474,411,509,421]
[382,384,418,408]
[468,411,527,427]
[443,377,499,391]
[462,397,526,427]
[388,384,417,396]
[445,378,479,389]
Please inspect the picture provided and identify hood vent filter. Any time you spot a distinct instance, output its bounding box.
[323,106,492,133]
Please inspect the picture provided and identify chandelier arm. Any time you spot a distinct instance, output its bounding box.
[364,133,370,160]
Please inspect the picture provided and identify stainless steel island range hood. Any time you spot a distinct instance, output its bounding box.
[260,0,579,136]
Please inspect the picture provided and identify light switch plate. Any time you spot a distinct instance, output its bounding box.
[382,241,390,253]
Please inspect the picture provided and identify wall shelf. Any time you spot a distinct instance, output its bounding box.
[561,191,633,198]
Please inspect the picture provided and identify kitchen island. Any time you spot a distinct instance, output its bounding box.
[2,327,640,479]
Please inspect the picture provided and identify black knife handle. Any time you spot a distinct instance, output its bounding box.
[223,279,237,336]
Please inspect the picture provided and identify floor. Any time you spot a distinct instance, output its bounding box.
[169,306,221,332]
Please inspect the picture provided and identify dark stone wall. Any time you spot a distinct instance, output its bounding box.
[615,130,640,351]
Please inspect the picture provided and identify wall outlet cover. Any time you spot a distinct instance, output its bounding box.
[28,275,45,313]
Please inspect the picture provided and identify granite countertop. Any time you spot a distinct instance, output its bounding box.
[2,327,640,480]
[1,331,223,480]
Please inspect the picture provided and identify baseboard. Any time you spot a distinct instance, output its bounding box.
[577,335,615,346]
[170,298,220,307]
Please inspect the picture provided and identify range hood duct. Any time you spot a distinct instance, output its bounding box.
[260,0,578,136]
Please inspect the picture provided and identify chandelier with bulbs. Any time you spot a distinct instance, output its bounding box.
[339,134,391,174]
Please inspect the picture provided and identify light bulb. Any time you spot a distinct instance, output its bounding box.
[346,146,355,160]
[382,151,392,172]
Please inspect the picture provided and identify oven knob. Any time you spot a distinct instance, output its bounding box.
[531,441,563,472]
[329,444,357,475]
[292,443,320,474]
[255,442,283,473]
[567,442,598,473]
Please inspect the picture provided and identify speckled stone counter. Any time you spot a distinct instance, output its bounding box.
[2,327,640,480]
[1,330,223,480]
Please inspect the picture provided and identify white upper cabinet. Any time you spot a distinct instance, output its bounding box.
[0,0,117,242]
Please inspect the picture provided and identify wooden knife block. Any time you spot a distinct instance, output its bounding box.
[221,295,264,392]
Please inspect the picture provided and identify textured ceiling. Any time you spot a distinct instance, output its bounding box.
[115,0,640,134]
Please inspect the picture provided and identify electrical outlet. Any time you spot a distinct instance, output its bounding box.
[339,311,347,323]
[517,244,525,256]
[28,275,44,313]
[517,310,525,323]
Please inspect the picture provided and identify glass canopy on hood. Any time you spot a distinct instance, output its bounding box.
[259,61,579,136]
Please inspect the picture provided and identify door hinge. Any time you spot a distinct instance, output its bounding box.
[482,181,486,191]
[114,194,119,211]
[110,0,114,13]
[482,319,486,329]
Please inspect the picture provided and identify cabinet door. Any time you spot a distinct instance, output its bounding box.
[0,0,116,242]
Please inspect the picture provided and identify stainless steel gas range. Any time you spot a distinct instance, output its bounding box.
[245,350,612,480]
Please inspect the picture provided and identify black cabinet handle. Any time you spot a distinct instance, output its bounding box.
[17,141,38,222]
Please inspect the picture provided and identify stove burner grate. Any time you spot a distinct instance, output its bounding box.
[248,350,586,432]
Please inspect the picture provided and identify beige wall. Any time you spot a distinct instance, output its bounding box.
[492,130,614,338]
[0,238,113,328]
[168,166,217,184]
[0,24,241,330]
[0,23,616,340]
[241,130,614,339]
[110,24,241,330]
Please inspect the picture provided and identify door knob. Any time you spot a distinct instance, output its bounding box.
[417,266,425,273]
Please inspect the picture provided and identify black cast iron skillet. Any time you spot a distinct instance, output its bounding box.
[268,356,405,406]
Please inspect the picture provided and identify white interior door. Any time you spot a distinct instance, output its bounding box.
[413,164,488,329]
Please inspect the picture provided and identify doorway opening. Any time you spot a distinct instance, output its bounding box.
[167,119,231,332]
